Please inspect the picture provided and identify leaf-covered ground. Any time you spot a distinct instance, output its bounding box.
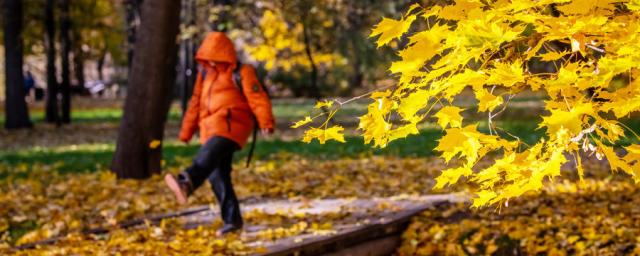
[0,155,458,254]
[2,98,640,255]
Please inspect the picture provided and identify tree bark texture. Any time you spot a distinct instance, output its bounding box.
[111,0,182,179]
[44,0,59,124]
[3,0,33,129]
[59,0,71,123]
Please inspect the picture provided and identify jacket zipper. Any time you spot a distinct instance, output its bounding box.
[207,77,214,114]
[226,108,232,132]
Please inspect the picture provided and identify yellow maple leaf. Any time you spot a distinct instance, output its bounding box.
[302,126,346,144]
[370,14,417,48]
[314,100,334,109]
[471,190,497,208]
[149,140,161,149]
[291,116,313,129]
[433,166,473,190]
[475,89,503,112]
[397,89,432,122]
[540,102,594,138]
[486,60,525,87]
[596,142,638,181]
[390,39,440,75]
[434,106,464,129]
[538,50,570,61]
[435,125,483,165]
[388,123,420,141]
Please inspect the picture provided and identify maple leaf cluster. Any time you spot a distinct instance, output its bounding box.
[296,0,640,207]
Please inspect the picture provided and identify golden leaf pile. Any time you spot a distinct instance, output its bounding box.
[398,178,640,255]
[0,155,457,254]
[296,0,640,207]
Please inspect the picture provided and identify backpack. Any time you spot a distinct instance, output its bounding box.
[200,62,268,167]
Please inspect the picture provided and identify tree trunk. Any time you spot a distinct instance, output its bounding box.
[73,32,86,91]
[301,17,320,99]
[125,0,142,70]
[3,0,32,129]
[97,47,107,81]
[179,0,195,114]
[44,0,59,124]
[59,0,71,123]
[111,0,182,179]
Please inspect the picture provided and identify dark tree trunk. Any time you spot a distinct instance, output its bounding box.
[180,0,196,114]
[44,0,59,124]
[111,0,182,179]
[97,47,107,81]
[347,5,365,91]
[349,38,364,90]
[3,0,32,129]
[125,0,142,70]
[301,17,320,99]
[73,32,85,90]
[59,0,71,123]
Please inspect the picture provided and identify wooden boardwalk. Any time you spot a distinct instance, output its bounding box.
[178,194,467,255]
[17,194,467,255]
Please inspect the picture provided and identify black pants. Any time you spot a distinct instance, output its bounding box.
[184,136,242,225]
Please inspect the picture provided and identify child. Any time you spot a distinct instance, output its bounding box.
[165,32,275,235]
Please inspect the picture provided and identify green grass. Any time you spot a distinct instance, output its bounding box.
[0,100,362,125]
[3,117,639,179]
[0,120,546,178]
[0,108,184,124]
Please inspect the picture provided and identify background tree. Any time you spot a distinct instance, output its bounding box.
[125,0,142,70]
[178,0,197,114]
[44,0,59,124]
[111,0,182,179]
[59,0,71,123]
[3,0,32,129]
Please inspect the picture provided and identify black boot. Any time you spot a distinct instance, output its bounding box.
[217,223,243,235]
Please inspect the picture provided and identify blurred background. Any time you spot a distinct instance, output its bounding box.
[0,0,416,109]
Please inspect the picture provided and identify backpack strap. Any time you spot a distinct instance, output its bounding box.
[233,62,243,92]
[200,67,207,82]
[232,62,259,168]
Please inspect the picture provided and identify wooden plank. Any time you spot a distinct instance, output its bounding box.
[256,205,432,256]
[15,194,466,253]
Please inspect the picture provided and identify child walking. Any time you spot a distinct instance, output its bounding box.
[165,32,275,235]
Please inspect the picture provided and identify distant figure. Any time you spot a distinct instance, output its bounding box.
[164,32,275,235]
[23,70,35,101]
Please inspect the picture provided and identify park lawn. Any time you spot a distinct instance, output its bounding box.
[0,119,548,178]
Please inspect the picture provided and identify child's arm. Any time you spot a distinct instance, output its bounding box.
[241,65,275,130]
[179,71,204,142]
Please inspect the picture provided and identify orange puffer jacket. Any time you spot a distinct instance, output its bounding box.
[179,32,275,148]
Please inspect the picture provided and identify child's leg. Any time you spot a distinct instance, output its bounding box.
[208,138,242,226]
[182,136,229,191]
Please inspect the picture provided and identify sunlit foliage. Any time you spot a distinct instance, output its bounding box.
[297,0,640,207]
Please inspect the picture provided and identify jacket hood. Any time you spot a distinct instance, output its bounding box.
[196,32,237,65]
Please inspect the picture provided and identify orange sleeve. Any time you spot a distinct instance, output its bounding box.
[241,65,275,129]
[179,71,204,142]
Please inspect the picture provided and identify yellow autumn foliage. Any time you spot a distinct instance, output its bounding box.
[244,10,344,72]
[297,1,640,207]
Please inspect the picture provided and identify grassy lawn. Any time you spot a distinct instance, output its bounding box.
[0,119,547,178]
[1,97,639,178]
